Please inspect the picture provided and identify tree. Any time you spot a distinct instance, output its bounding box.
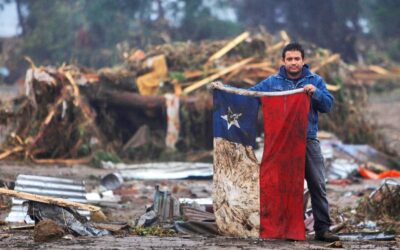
[363,0,400,61]
[12,0,242,68]
[232,0,363,61]
[15,0,153,67]
[172,0,243,41]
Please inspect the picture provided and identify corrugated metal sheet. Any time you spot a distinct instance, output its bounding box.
[117,162,213,180]
[6,174,90,223]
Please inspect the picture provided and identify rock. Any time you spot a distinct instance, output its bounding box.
[33,219,65,243]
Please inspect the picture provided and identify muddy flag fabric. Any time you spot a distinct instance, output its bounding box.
[213,86,309,240]
[213,88,260,237]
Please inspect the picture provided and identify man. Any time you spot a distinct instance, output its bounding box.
[249,42,338,242]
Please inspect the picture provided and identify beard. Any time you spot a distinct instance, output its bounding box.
[286,68,302,78]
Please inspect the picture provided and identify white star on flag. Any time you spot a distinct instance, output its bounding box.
[221,107,242,130]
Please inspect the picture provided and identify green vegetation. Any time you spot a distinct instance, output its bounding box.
[91,150,121,168]
[131,226,176,237]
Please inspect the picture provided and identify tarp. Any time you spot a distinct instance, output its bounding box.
[213,86,309,240]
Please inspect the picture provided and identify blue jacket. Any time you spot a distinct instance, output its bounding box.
[249,64,334,139]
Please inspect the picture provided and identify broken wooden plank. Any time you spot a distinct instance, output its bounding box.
[223,67,243,83]
[24,56,37,70]
[266,31,290,54]
[183,58,254,94]
[172,79,182,96]
[280,30,290,43]
[224,62,275,83]
[266,41,286,54]
[184,69,219,80]
[27,95,66,153]
[0,188,106,220]
[31,157,92,165]
[0,146,24,160]
[326,84,341,91]
[312,54,340,72]
[64,71,82,107]
[243,78,256,85]
[65,70,99,121]
[206,32,250,64]
[368,65,390,75]
[184,70,204,79]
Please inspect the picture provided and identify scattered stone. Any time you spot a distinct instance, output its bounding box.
[33,219,65,243]
[326,241,343,248]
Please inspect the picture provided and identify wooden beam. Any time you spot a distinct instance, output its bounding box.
[206,32,250,64]
[0,188,106,220]
[312,54,340,72]
[31,156,92,165]
[266,31,290,54]
[368,65,389,75]
[27,95,65,153]
[183,58,254,94]
[266,41,286,53]
[280,30,290,43]
[0,146,24,160]
[0,188,101,212]
[326,84,341,91]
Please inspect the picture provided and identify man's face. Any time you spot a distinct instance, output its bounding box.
[282,50,304,77]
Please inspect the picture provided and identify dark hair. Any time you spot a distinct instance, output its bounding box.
[282,42,305,59]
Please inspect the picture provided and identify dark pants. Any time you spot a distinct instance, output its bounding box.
[305,139,332,233]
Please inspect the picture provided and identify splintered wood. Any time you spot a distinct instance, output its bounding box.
[1,29,399,164]
[183,58,254,94]
[206,32,250,64]
[0,188,106,221]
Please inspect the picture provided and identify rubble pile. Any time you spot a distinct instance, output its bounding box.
[0,64,104,164]
[357,179,400,231]
[1,30,399,164]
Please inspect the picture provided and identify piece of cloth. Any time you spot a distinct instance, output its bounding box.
[305,139,332,233]
[259,93,310,240]
[213,87,310,240]
[249,65,334,139]
[164,93,180,149]
[213,89,260,237]
[249,65,334,238]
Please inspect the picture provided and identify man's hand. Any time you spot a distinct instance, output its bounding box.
[208,81,224,90]
[304,84,316,96]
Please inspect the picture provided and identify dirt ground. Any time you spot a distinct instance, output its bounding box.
[366,87,400,156]
[0,162,399,250]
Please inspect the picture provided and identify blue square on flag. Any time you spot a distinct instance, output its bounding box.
[213,89,259,147]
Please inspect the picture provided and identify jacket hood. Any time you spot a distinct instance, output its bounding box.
[278,64,312,79]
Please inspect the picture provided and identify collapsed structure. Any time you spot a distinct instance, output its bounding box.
[0,30,399,164]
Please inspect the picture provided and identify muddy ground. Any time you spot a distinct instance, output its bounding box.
[0,162,399,250]
[367,86,400,156]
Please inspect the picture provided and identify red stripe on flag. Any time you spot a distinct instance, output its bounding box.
[260,93,310,240]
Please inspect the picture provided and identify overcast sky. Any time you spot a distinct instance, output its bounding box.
[0,1,21,38]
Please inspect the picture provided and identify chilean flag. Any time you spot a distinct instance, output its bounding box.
[213,86,309,240]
